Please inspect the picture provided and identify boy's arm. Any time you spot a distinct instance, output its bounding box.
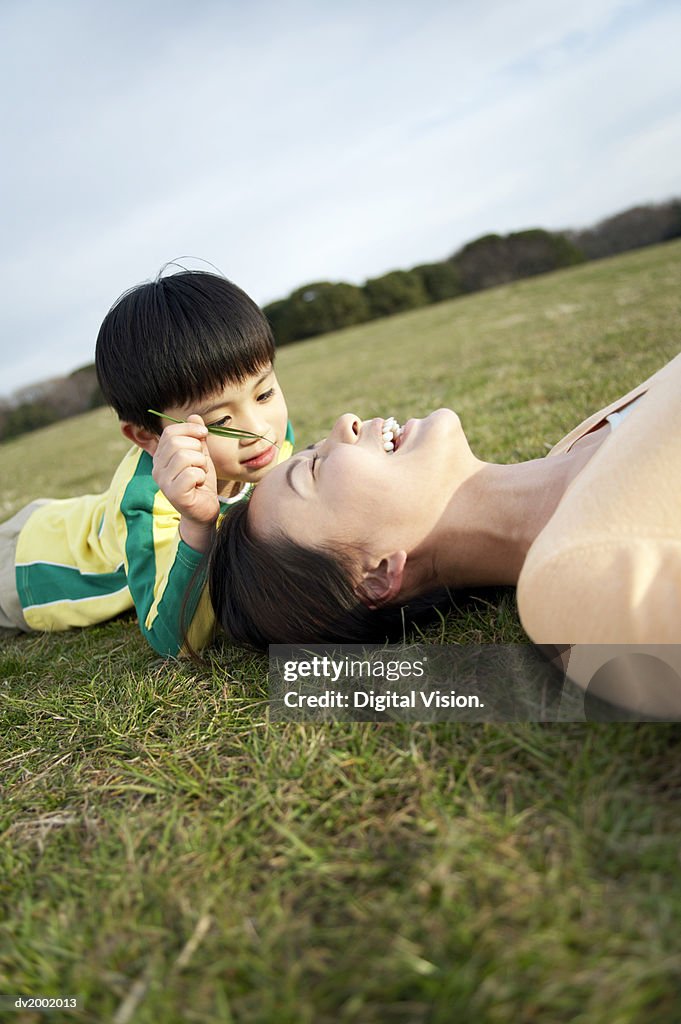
[124,417,295,656]
[151,415,220,553]
[122,417,220,656]
[120,464,214,656]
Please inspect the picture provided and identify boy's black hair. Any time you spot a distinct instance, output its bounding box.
[95,270,276,433]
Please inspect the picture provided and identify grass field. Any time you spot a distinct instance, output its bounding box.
[1,240,681,1022]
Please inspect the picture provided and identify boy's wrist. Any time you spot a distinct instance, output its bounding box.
[179,517,216,553]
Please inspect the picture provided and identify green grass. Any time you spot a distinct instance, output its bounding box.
[2,241,681,1022]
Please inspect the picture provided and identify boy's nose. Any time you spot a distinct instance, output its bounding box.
[238,411,272,444]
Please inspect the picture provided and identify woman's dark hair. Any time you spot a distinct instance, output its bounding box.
[208,500,450,649]
[95,270,275,433]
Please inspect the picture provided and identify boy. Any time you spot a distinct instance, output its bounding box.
[0,271,294,656]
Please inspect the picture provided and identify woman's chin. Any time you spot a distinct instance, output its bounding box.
[401,409,461,453]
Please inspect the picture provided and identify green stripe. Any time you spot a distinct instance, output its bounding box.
[120,451,197,655]
[120,452,176,649]
[149,548,206,655]
[17,562,127,608]
[119,451,157,618]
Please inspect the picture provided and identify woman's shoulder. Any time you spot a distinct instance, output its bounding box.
[548,350,681,456]
[518,370,681,645]
[517,533,681,644]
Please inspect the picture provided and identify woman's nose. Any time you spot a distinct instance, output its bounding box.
[323,414,361,449]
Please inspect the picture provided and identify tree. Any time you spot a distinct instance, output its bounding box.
[567,201,681,260]
[451,229,584,293]
[265,282,370,345]
[412,261,463,302]
[0,364,104,442]
[262,298,293,345]
[363,270,429,318]
[2,401,59,440]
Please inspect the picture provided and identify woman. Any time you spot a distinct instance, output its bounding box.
[209,353,681,713]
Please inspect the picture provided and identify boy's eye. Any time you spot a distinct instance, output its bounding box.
[257,388,275,402]
[208,415,231,428]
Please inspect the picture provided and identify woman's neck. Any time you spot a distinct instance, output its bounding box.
[408,436,607,591]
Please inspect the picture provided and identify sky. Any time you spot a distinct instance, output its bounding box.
[1,0,680,398]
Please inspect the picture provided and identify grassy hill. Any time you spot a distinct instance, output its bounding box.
[1,240,680,1021]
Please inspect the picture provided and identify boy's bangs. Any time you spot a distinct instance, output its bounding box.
[96,271,277,432]
[163,331,274,409]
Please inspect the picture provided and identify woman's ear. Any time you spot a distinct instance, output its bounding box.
[120,421,159,456]
[356,551,407,609]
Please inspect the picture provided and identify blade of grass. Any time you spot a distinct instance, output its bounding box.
[147,409,278,446]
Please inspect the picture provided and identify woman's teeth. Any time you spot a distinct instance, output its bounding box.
[382,416,403,452]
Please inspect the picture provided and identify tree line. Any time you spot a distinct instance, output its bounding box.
[2,198,680,442]
[263,199,680,345]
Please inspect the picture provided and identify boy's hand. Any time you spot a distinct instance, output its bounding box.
[152,415,220,551]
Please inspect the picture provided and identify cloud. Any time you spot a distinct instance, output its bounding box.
[0,0,679,394]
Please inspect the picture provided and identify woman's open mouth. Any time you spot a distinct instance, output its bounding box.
[382,416,404,452]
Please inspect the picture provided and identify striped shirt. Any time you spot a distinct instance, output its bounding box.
[15,423,294,655]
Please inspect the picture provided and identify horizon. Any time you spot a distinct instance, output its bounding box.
[2,196,677,404]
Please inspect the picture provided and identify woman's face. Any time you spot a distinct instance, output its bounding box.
[248,409,476,562]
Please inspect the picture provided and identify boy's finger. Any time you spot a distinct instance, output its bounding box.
[153,440,203,478]
[159,418,208,441]
[180,415,215,474]
[167,450,209,479]
[159,435,205,455]
[178,466,208,490]
[186,414,208,433]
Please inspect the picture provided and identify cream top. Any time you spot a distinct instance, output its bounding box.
[517,351,681,646]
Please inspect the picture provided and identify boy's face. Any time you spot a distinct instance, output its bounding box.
[162,364,288,493]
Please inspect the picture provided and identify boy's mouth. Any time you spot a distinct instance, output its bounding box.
[241,444,277,470]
